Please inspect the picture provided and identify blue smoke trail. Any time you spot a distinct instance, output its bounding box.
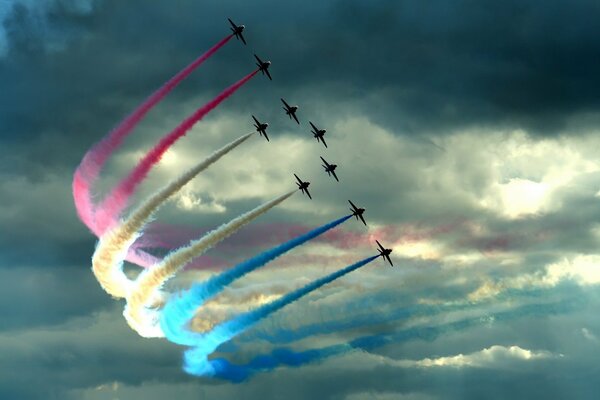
[240,285,562,345]
[207,294,583,382]
[161,215,353,345]
[183,255,379,378]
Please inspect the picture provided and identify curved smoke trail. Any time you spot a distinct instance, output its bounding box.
[91,133,254,299]
[208,294,582,381]
[179,255,379,377]
[94,69,259,234]
[124,190,297,336]
[160,215,354,345]
[73,34,233,234]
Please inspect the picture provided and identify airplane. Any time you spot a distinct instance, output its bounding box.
[227,18,246,45]
[320,156,339,182]
[309,121,327,148]
[294,174,312,199]
[255,54,272,80]
[252,115,269,141]
[376,240,393,266]
[281,98,299,124]
[348,200,366,226]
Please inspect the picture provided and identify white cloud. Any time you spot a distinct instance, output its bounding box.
[363,345,556,370]
[469,254,600,301]
[582,328,598,342]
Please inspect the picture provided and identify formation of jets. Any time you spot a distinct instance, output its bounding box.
[229,18,393,267]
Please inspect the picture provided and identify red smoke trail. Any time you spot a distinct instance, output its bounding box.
[94,69,259,233]
[72,34,233,234]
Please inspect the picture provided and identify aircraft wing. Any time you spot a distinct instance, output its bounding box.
[281,98,290,108]
[348,200,358,210]
[228,18,236,29]
[358,213,367,226]
[331,169,339,182]
[292,112,299,124]
[309,121,318,131]
[376,240,385,251]
[254,54,263,64]
[263,131,269,141]
[385,254,393,266]
[239,32,247,45]
[294,174,302,184]
[305,187,312,199]
[320,156,329,166]
[320,136,328,148]
[264,68,272,80]
[252,115,260,125]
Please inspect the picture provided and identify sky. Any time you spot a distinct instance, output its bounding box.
[2,0,600,398]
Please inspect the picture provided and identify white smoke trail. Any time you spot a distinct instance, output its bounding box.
[91,133,255,299]
[124,190,297,337]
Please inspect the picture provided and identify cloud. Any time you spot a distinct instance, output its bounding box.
[391,345,556,369]
[3,1,600,398]
[469,254,600,301]
[0,0,99,57]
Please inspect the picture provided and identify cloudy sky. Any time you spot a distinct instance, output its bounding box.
[2,0,600,398]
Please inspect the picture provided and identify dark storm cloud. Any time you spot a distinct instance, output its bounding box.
[0,309,192,400]
[2,0,600,178]
[0,266,111,331]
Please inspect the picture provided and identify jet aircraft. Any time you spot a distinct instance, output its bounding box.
[228,18,246,45]
[349,200,367,226]
[255,54,272,80]
[320,156,339,182]
[281,98,300,124]
[309,121,328,148]
[294,174,312,199]
[376,240,393,266]
[252,115,269,141]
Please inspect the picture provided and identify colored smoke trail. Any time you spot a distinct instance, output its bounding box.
[160,215,354,345]
[124,190,297,334]
[180,255,379,377]
[241,285,557,345]
[73,34,233,234]
[94,69,259,234]
[208,295,581,381]
[91,133,254,300]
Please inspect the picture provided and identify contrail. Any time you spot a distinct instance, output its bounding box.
[124,190,297,336]
[91,133,255,299]
[207,295,582,381]
[94,69,260,234]
[160,215,354,345]
[179,255,379,377]
[73,34,233,234]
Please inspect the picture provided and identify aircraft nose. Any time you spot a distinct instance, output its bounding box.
[265,123,269,127]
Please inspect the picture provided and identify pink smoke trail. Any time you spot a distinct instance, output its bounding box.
[94,69,260,233]
[72,34,233,234]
